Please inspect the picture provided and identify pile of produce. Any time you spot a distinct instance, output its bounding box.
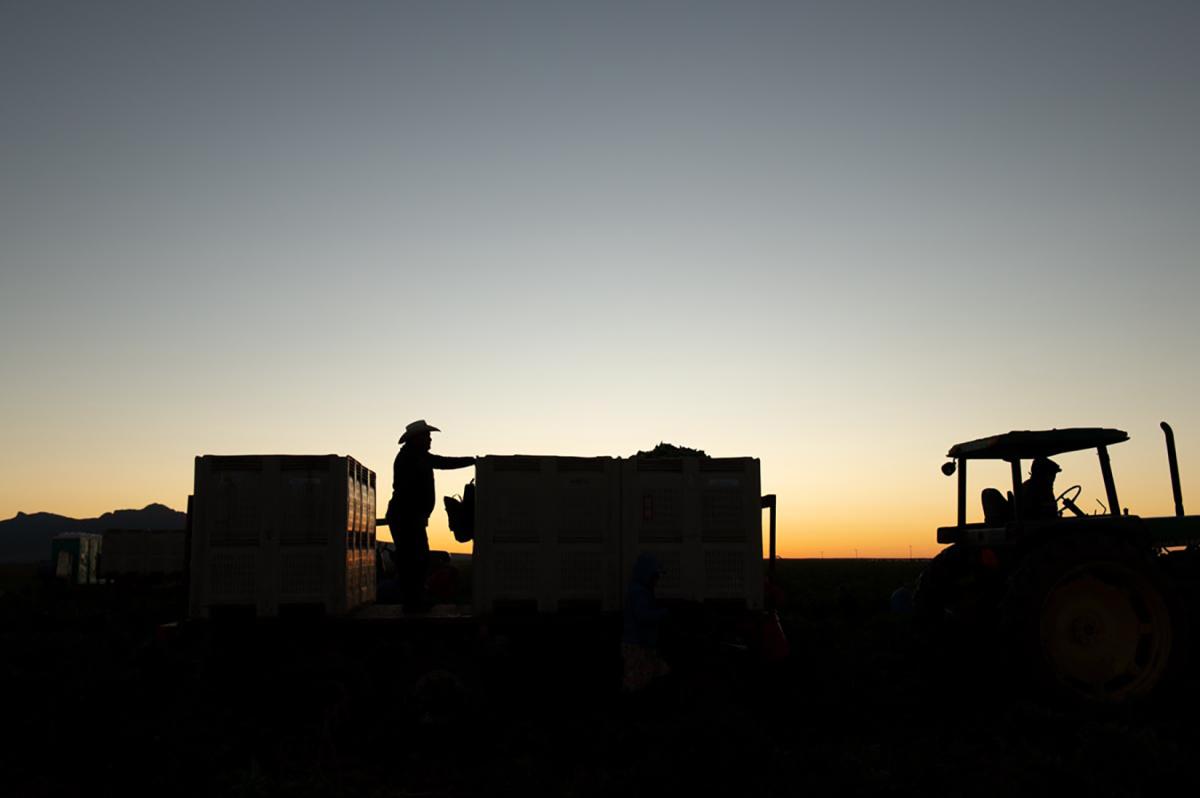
[632,442,708,458]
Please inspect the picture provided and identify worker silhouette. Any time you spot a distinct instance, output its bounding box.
[622,553,671,692]
[1021,457,1061,520]
[385,420,474,612]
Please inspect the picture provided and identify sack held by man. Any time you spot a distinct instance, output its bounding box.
[443,479,476,543]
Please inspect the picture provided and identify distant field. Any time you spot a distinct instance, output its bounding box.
[771,558,928,614]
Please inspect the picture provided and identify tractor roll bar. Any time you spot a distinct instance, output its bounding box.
[1010,460,1023,521]
[1098,446,1121,516]
[957,460,967,527]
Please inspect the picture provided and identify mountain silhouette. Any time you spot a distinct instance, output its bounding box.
[0,503,186,563]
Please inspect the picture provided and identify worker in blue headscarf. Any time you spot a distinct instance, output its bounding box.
[621,552,671,692]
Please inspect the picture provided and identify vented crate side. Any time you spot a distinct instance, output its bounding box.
[189,454,376,618]
[621,457,763,609]
[473,456,621,613]
[100,529,187,577]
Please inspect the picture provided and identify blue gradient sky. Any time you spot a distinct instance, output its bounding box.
[2,2,1198,554]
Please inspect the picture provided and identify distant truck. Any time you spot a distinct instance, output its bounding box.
[916,422,1200,705]
[51,532,103,585]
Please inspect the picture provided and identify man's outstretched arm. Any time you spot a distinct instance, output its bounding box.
[429,454,475,469]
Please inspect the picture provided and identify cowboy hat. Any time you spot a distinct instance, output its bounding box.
[399,419,440,444]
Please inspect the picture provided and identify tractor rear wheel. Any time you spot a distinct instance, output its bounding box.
[1001,533,1184,706]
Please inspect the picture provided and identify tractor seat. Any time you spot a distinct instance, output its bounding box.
[981,487,1012,526]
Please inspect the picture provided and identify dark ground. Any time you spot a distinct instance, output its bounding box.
[2,559,1198,797]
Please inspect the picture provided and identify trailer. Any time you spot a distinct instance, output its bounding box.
[179,448,784,709]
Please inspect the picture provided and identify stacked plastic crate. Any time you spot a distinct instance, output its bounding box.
[100,529,147,578]
[189,454,376,618]
[147,530,187,575]
[621,458,690,600]
[695,457,763,607]
[100,529,186,579]
[473,456,620,613]
[358,468,376,605]
[341,461,377,607]
[621,456,763,609]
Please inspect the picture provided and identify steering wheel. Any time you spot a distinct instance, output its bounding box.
[1057,484,1084,517]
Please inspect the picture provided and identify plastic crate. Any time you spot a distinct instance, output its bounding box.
[147,530,186,575]
[99,529,147,577]
[473,456,621,613]
[621,457,763,609]
[101,529,186,578]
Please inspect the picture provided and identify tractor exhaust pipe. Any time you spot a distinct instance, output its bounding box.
[1161,421,1185,517]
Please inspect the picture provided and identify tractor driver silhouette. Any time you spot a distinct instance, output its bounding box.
[1021,457,1061,520]
[980,457,1062,524]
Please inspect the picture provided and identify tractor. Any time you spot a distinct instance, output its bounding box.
[915,422,1200,705]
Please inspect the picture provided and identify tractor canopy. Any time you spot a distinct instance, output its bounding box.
[947,428,1128,461]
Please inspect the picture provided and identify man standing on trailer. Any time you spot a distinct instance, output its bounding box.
[386,419,475,612]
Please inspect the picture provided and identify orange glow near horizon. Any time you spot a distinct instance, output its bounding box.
[5,422,1194,560]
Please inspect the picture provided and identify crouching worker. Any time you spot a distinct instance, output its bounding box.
[385,419,474,613]
[621,553,671,692]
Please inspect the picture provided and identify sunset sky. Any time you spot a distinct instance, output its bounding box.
[2,2,1198,557]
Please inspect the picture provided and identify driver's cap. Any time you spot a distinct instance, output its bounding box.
[1031,457,1061,475]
